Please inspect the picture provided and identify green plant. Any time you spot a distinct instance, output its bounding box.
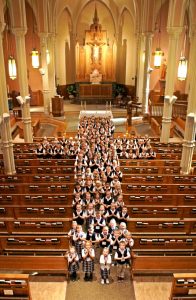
[115,83,125,96]
[67,84,76,96]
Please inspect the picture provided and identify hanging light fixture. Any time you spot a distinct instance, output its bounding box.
[177,56,188,81]
[8,56,17,80]
[31,8,39,69]
[153,48,164,68]
[5,6,17,80]
[177,24,188,81]
[153,1,164,68]
[31,48,39,68]
[46,49,50,64]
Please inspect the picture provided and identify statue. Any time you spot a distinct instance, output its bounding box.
[160,59,167,80]
[90,69,102,83]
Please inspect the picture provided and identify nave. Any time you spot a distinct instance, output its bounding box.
[0,109,195,300]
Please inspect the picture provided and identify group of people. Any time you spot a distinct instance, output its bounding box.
[36,116,156,284]
[35,127,156,160]
[66,116,135,284]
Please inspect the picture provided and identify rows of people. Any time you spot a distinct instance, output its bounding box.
[35,125,156,159]
[67,116,135,284]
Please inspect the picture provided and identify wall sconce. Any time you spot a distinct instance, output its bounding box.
[31,48,39,68]
[8,56,17,80]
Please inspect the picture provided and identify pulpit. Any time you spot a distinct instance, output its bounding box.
[52,96,64,117]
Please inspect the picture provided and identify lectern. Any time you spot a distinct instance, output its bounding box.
[52,96,64,117]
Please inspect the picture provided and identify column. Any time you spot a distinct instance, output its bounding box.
[116,27,123,83]
[180,114,196,174]
[180,27,196,174]
[0,22,15,174]
[39,32,50,114]
[160,27,182,143]
[160,95,177,142]
[12,28,33,142]
[136,33,145,102]
[48,33,56,98]
[69,31,76,83]
[142,32,153,114]
[0,114,16,175]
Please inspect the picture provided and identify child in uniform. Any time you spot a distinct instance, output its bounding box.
[114,241,130,281]
[67,246,79,281]
[73,225,86,261]
[82,240,95,281]
[99,247,112,284]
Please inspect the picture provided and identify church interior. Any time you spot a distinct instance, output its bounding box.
[0,0,196,299]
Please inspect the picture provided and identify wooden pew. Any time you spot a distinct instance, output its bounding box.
[0,235,69,256]
[121,166,183,175]
[123,174,196,184]
[132,235,196,256]
[0,256,68,276]
[0,174,74,183]
[14,159,75,167]
[120,159,182,167]
[5,219,72,235]
[123,194,196,206]
[0,194,73,205]
[127,205,196,219]
[170,273,196,300]
[0,274,31,300]
[132,256,196,276]
[127,220,196,235]
[0,183,74,194]
[14,166,75,175]
[122,183,196,194]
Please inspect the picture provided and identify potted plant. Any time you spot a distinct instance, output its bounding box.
[115,84,125,98]
[67,84,77,99]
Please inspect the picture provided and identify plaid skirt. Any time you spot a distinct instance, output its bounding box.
[83,259,94,273]
[101,268,110,279]
[75,241,83,259]
[69,262,79,273]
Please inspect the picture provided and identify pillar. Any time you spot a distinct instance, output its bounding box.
[69,31,76,83]
[0,114,16,175]
[136,33,145,102]
[39,32,50,114]
[160,95,177,142]
[160,27,182,143]
[12,28,33,142]
[116,27,123,83]
[48,33,56,97]
[0,22,15,174]
[180,114,196,174]
[180,27,196,174]
[142,32,153,114]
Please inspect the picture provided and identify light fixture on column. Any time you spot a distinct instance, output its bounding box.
[177,26,188,81]
[152,1,164,68]
[46,49,50,64]
[8,56,17,80]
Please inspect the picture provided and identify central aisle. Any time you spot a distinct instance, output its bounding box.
[66,264,136,300]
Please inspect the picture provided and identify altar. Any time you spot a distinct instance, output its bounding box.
[79,110,113,119]
[79,83,112,99]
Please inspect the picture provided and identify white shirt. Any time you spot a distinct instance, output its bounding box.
[100,254,112,270]
[82,248,95,261]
